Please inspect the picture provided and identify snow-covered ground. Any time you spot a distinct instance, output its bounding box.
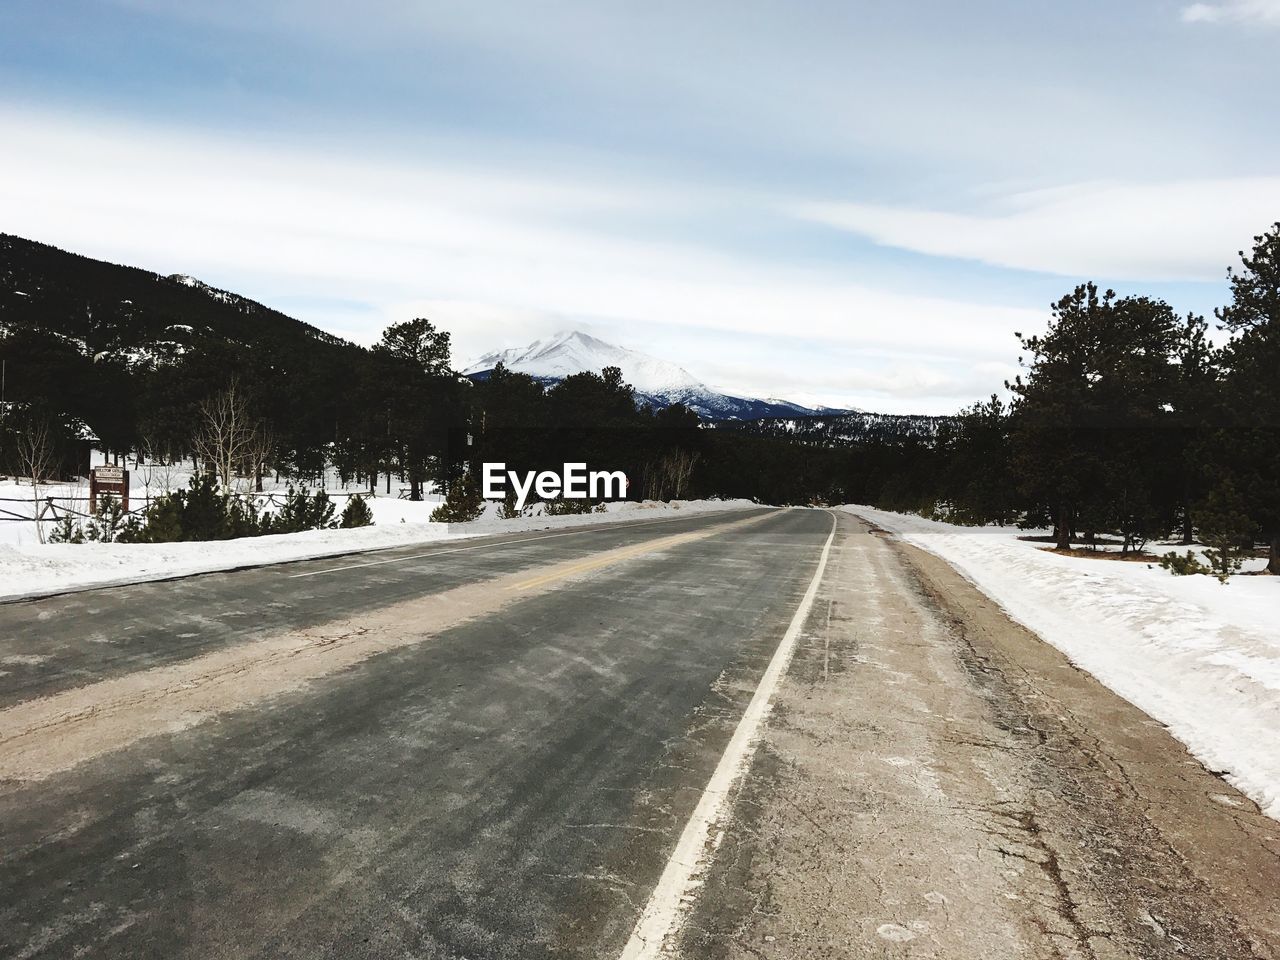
[0,487,755,601]
[845,505,1280,820]
[0,454,756,600]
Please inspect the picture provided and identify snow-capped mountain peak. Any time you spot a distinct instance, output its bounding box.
[463,330,854,422]
[463,330,704,396]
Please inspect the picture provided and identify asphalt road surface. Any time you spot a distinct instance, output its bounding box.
[0,506,831,959]
[5,507,1279,960]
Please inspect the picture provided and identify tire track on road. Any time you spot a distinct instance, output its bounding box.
[0,510,776,784]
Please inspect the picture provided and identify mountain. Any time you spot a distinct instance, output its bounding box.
[463,330,854,421]
[0,234,356,366]
[0,233,367,453]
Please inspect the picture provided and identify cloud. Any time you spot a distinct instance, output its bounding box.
[99,0,1259,185]
[0,105,1045,413]
[681,353,1023,416]
[791,179,1280,281]
[1182,0,1280,23]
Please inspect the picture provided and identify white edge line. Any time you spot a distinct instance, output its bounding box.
[618,508,838,960]
[286,509,769,579]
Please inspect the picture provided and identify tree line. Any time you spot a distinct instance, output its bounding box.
[735,223,1279,576]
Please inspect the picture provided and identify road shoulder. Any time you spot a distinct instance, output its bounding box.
[679,513,1280,959]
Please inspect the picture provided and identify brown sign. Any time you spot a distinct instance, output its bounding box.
[90,466,129,513]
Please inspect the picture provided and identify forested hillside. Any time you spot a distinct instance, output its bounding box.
[721,411,952,446]
[0,234,368,472]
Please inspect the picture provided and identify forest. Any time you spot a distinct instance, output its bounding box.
[766,222,1280,575]
[0,223,1277,573]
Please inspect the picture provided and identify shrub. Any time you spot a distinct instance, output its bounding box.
[430,475,484,523]
[265,486,336,534]
[1197,480,1253,584]
[1158,550,1208,577]
[85,495,132,543]
[120,474,265,542]
[123,475,221,542]
[339,495,374,528]
[54,477,347,543]
[47,514,85,544]
[121,487,181,543]
[541,496,600,516]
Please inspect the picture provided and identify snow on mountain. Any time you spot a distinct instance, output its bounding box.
[464,331,702,396]
[463,330,853,421]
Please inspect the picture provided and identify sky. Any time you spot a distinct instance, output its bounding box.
[1,0,1276,414]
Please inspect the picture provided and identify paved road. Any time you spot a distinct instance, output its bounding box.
[0,508,776,709]
[0,507,833,959]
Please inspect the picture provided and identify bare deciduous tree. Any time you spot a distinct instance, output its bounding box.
[192,380,266,492]
[138,431,184,503]
[16,418,56,544]
[245,420,276,493]
[643,450,699,502]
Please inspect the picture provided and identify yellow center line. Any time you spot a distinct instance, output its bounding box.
[505,513,774,591]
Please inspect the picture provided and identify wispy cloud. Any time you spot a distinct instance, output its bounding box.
[1182,0,1280,23]
[791,179,1280,281]
[82,0,1265,184]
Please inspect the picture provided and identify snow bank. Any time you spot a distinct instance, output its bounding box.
[845,505,1280,820]
[0,498,755,602]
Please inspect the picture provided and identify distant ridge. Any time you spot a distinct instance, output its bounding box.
[0,233,357,365]
[719,410,955,445]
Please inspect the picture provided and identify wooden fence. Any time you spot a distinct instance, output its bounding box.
[0,490,374,523]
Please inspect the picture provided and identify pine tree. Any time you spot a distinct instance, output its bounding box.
[1196,479,1253,583]
[944,396,1016,525]
[1008,285,1182,552]
[1216,223,1280,573]
[373,318,453,376]
[429,474,484,523]
[1172,313,1218,544]
[339,495,374,528]
[371,319,461,501]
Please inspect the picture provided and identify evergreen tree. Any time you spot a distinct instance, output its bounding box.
[1172,313,1219,544]
[1008,285,1182,551]
[430,473,484,523]
[471,362,549,483]
[944,396,1016,525]
[372,318,462,500]
[339,495,374,528]
[1196,479,1253,583]
[1215,222,1280,573]
[374,318,453,376]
